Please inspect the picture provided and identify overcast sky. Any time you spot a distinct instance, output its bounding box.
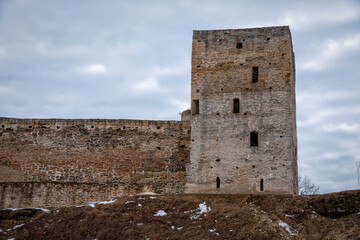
[0,0,359,193]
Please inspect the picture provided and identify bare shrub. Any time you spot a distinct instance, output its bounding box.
[298,175,320,195]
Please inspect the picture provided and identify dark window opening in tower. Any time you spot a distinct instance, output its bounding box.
[216,177,220,188]
[233,98,240,113]
[252,66,259,83]
[192,99,199,115]
[250,131,258,147]
[236,42,243,49]
[260,179,264,191]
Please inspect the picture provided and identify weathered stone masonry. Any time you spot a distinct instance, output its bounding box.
[0,118,190,207]
[0,26,297,208]
[185,26,297,195]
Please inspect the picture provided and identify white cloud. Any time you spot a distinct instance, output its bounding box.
[169,99,189,111]
[134,78,162,92]
[320,123,360,133]
[278,2,360,31]
[299,33,360,71]
[78,64,107,74]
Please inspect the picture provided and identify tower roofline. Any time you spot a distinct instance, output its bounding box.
[193,25,290,34]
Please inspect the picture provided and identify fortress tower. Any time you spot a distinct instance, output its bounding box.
[185,26,298,194]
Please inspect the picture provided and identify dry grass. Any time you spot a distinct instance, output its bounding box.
[1,191,359,240]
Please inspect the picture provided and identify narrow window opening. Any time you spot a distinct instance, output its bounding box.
[192,99,199,115]
[57,126,60,129]
[250,131,259,147]
[236,42,243,49]
[260,179,264,191]
[216,158,220,162]
[2,125,5,128]
[157,126,160,129]
[233,98,240,113]
[29,125,32,129]
[252,67,259,83]
[216,177,220,188]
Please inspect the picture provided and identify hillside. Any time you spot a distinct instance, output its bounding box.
[1,191,359,240]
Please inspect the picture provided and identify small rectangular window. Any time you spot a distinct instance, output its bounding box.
[216,177,220,188]
[250,131,258,147]
[260,179,264,191]
[233,98,239,113]
[192,99,199,115]
[252,66,258,83]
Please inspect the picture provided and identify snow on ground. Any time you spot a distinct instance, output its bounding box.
[137,192,157,195]
[76,199,117,208]
[209,229,220,236]
[186,202,211,220]
[278,220,296,236]
[149,196,157,199]
[285,214,294,217]
[7,224,25,231]
[4,207,50,213]
[153,210,167,216]
[98,199,117,205]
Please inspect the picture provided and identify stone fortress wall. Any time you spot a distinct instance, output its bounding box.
[0,26,297,208]
[0,118,190,208]
[185,26,298,194]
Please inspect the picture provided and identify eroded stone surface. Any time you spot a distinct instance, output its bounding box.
[0,118,190,207]
[185,26,297,194]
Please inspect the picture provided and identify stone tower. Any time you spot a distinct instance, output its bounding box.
[185,26,298,194]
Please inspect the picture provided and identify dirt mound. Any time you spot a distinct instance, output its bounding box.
[1,191,359,240]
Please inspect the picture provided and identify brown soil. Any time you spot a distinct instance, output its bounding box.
[1,190,359,240]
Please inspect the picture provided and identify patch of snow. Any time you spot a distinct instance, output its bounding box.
[4,207,50,213]
[188,202,211,220]
[0,229,2,232]
[154,210,167,216]
[312,211,316,214]
[184,209,197,214]
[137,192,157,195]
[7,223,25,231]
[229,229,233,232]
[98,199,116,205]
[7,238,15,240]
[125,201,135,204]
[209,229,219,236]
[138,197,145,200]
[149,196,157,199]
[177,227,183,230]
[199,202,211,214]
[278,220,296,236]
[138,203,142,207]
[137,223,143,226]
[171,225,175,229]
[285,214,294,217]
[76,199,116,208]
[358,211,360,215]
